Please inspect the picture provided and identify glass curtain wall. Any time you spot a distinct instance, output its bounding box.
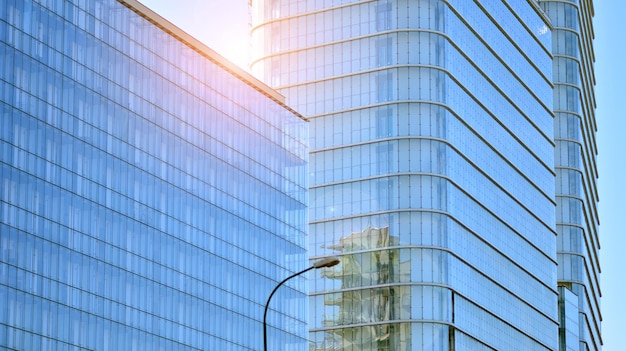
[252,0,558,350]
[0,0,308,350]
[540,1,601,350]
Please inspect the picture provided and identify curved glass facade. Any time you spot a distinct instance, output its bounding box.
[0,0,308,350]
[252,0,562,350]
[541,0,601,350]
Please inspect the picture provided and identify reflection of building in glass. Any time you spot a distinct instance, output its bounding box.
[310,222,451,351]
[318,227,408,350]
[252,0,599,350]
[0,0,308,350]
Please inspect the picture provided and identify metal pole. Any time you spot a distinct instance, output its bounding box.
[263,266,315,351]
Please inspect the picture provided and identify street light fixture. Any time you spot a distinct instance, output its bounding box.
[263,257,340,351]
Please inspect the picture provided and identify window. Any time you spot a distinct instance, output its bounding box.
[376,72,393,102]
[376,108,393,138]
[376,3,392,31]
[377,178,393,211]
[377,143,393,174]
[376,37,392,67]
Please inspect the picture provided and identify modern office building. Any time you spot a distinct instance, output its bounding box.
[252,0,598,350]
[540,1,601,350]
[0,0,309,350]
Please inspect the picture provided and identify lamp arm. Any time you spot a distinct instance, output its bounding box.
[263,265,315,351]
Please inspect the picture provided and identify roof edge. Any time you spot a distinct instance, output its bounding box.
[116,0,306,121]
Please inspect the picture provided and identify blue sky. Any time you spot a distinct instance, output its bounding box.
[139,1,625,349]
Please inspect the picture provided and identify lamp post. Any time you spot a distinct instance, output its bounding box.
[263,257,340,351]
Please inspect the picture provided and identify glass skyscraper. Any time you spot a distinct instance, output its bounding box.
[540,1,601,350]
[252,0,598,350]
[0,0,309,350]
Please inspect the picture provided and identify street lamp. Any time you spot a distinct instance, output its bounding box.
[263,257,340,351]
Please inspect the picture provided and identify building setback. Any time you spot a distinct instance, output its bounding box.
[252,0,598,350]
[0,0,309,350]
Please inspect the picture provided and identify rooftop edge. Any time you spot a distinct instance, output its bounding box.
[117,0,306,121]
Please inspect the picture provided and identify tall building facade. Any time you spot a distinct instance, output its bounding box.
[540,1,601,350]
[0,0,309,350]
[251,0,597,350]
